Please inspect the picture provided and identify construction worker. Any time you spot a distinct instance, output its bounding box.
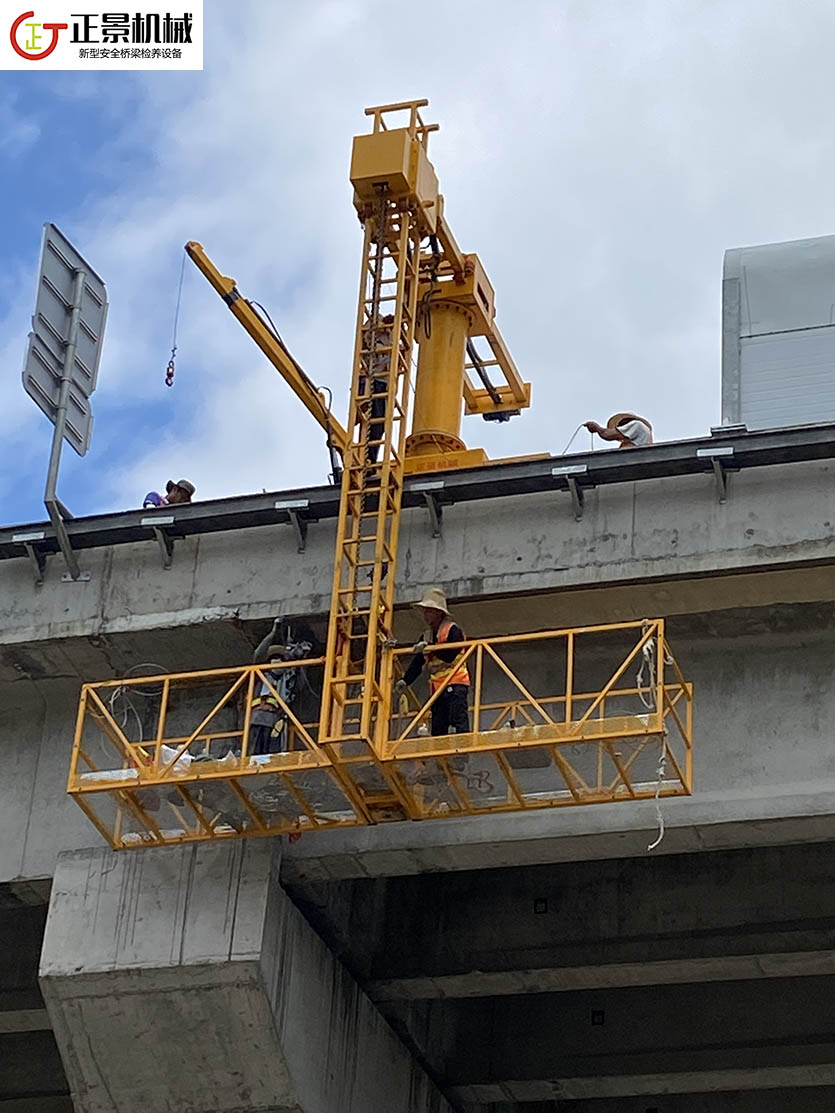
[395,588,471,736]
[142,478,195,508]
[249,618,313,755]
[584,413,653,448]
[166,478,196,504]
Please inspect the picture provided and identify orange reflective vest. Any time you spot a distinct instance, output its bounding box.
[426,618,470,692]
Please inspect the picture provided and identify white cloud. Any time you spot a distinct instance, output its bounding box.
[4,0,835,519]
[0,90,39,155]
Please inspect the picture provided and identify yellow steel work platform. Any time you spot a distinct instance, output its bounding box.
[68,620,693,850]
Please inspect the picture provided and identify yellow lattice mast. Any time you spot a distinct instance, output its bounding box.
[316,101,440,815]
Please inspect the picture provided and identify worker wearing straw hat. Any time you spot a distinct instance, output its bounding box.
[584,412,653,448]
[395,587,471,736]
[249,618,313,755]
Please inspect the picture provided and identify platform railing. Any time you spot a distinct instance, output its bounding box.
[68,619,693,848]
[382,618,692,816]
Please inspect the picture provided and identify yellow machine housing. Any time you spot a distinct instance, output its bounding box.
[350,126,439,234]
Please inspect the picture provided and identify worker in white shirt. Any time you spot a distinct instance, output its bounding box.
[584,412,653,449]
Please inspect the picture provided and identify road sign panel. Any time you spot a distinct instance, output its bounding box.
[22,332,93,457]
[22,223,107,457]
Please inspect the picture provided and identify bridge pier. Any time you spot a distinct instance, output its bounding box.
[39,841,451,1113]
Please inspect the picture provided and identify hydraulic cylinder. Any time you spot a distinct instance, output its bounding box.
[408,301,473,456]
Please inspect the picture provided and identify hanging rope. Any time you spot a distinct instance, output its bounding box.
[165,252,187,387]
[107,663,168,743]
[560,423,594,455]
[636,622,656,710]
[647,731,668,852]
[634,620,673,851]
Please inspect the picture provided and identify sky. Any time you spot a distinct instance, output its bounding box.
[1,0,834,527]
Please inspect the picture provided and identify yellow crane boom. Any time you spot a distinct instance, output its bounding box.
[184,241,349,457]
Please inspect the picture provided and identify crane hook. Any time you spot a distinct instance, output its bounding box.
[165,251,187,388]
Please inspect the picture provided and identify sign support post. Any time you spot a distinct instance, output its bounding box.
[44,267,86,580]
[22,223,108,583]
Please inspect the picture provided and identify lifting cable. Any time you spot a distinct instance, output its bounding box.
[418,234,442,339]
[165,252,187,387]
[108,662,169,744]
[249,300,342,485]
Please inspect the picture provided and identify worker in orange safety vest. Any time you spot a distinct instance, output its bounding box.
[395,587,471,736]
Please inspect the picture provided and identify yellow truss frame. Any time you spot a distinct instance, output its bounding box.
[67,620,693,850]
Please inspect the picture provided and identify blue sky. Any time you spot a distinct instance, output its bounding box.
[0,69,205,524]
[2,0,835,528]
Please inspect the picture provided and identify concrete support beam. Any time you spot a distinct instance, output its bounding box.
[39,843,456,1113]
[0,904,49,1012]
[286,844,835,1000]
[0,1008,51,1032]
[282,783,835,883]
[391,977,835,1103]
[459,1089,835,1113]
[0,901,69,1107]
[0,1100,73,1113]
[0,1030,69,1104]
[372,949,835,1000]
[451,1063,835,1102]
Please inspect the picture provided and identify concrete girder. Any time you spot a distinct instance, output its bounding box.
[281,785,835,885]
[285,843,835,999]
[450,1063,835,1103]
[0,1030,71,1105]
[0,900,70,1107]
[458,1091,835,1113]
[369,949,835,1000]
[0,1008,52,1032]
[0,1100,73,1113]
[386,977,835,1103]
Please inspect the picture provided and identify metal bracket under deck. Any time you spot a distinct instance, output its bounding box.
[410,480,444,537]
[275,499,309,552]
[13,531,47,585]
[552,464,587,521]
[141,515,175,569]
[696,446,734,504]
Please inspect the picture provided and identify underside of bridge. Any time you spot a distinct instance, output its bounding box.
[286,840,835,1112]
[10,835,835,1113]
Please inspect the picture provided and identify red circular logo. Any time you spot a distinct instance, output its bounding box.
[10,10,68,59]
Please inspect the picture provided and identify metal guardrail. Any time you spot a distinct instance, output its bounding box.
[68,620,693,849]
